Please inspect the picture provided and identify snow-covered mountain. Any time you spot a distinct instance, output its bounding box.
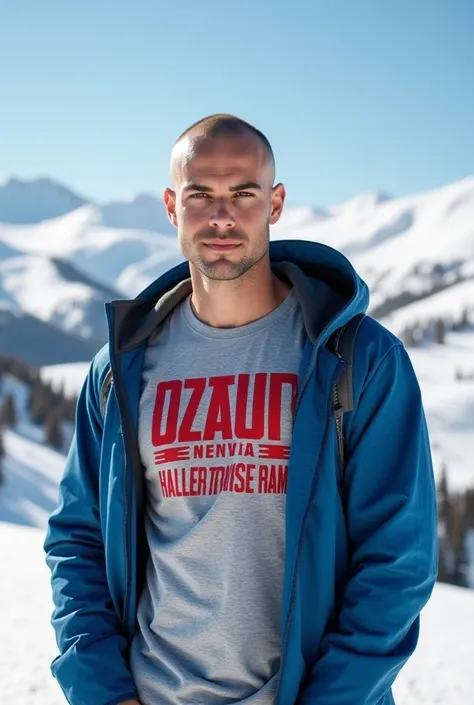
[0,203,179,291]
[0,253,120,342]
[1,174,472,318]
[0,177,88,224]
[272,176,474,325]
[99,192,175,234]
[0,173,472,364]
[0,176,175,233]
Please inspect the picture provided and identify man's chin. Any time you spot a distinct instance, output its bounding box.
[196,258,249,281]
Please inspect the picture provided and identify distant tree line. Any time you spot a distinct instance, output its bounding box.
[0,355,78,486]
[371,263,466,320]
[400,307,474,381]
[437,463,474,589]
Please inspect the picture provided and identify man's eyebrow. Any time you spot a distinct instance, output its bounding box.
[182,181,263,193]
[183,183,213,193]
[229,181,262,192]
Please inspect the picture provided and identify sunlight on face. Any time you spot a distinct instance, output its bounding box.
[165,133,284,281]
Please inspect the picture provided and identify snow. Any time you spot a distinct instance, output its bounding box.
[40,362,90,398]
[0,204,180,290]
[381,279,474,335]
[393,330,474,492]
[117,248,185,296]
[0,254,112,339]
[0,517,472,704]
[0,522,66,704]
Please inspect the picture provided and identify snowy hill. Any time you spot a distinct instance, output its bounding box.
[0,203,179,290]
[1,520,472,705]
[0,253,120,341]
[272,175,474,318]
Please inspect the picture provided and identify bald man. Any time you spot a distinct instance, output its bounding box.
[44,115,438,705]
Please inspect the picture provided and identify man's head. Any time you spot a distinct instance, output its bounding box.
[164,114,285,281]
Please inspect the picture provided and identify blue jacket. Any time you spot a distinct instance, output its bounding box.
[44,240,438,705]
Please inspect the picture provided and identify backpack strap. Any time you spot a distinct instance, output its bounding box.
[326,313,365,509]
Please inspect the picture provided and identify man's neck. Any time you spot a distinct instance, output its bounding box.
[189,259,291,328]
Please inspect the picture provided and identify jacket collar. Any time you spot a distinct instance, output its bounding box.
[107,239,369,353]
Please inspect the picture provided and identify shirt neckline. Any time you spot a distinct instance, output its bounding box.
[181,288,298,340]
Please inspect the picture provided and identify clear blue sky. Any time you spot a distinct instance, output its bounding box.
[1,0,473,208]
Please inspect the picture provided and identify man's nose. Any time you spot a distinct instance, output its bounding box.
[209,199,235,230]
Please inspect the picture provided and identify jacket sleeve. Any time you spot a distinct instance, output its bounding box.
[297,343,439,705]
[43,359,139,705]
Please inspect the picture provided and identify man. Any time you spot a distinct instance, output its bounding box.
[44,114,438,705]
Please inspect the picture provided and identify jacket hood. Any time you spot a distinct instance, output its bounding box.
[109,240,369,352]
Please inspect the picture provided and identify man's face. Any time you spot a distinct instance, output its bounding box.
[164,134,285,281]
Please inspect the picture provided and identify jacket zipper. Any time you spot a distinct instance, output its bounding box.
[107,346,132,628]
[119,424,130,627]
[275,361,343,705]
[275,316,349,705]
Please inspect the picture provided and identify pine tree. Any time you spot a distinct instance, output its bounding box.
[0,393,18,429]
[402,326,417,347]
[460,308,470,328]
[29,378,55,425]
[44,408,64,451]
[437,464,455,583]
[434,318,446,345]
[0,425,5,487]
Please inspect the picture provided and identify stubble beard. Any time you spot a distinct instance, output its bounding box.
[184,226,270,282]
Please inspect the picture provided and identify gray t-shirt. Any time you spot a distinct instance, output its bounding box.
[129,288,306,705]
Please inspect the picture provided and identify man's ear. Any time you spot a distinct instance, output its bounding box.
[269,183,286,225]
[163,188,178,228]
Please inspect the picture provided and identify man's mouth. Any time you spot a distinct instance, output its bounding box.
[203,241,242,252]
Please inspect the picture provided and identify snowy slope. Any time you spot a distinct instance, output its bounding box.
[0,203,180,290]
[40,362,90,398]
[381,278,474,335]
[404,330,474,491]
[0,253,120,341]
[0,375,64,526]
[1,520,471,705]
[272,175,474,315]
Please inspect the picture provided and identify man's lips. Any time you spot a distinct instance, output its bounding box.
[203,241,242,251]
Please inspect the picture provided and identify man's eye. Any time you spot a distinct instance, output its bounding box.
[235,192,253,197]
[190,192,210,199]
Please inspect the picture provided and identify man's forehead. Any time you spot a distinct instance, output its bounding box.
[171,133,273,185]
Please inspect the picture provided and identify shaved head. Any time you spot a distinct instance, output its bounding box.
[163,114,285,284]
[170,114,276,186]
